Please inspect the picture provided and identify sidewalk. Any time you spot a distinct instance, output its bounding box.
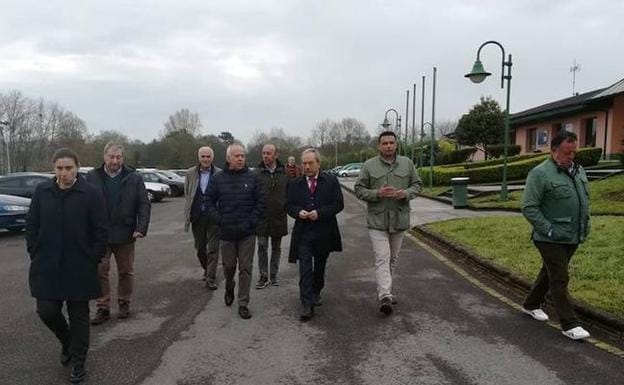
[339,178,520,225]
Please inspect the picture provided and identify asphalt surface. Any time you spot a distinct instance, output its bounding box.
[1,193,623,385]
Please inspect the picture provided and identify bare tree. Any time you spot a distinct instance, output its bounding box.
[310,119,333,147]
[163,108,202,137]
[436,120,458,139]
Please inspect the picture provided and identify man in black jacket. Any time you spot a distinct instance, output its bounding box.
[86,143,151,324]
[254,143,289,289]
[287,148,343,321]
[205,143,265,319]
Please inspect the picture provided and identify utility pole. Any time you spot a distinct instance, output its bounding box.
[570,58,581,95]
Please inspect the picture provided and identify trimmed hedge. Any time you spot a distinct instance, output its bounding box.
[419,147,603,186]
[574,147,602,167]
[488,144,521,159]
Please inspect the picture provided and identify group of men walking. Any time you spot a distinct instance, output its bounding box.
[25,129,591,383]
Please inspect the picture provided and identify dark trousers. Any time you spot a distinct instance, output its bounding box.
[220,235,256,307]
[523,241,579,330]
[191,215,220,281]
[257,236,282,281]
[298,231,328,306]
[36,300,90,366]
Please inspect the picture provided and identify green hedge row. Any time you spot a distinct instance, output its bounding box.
[419,147,603,186]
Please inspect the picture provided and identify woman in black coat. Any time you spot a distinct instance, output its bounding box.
[26,148,108,384]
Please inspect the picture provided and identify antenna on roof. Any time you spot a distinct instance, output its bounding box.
[570,58,581,95]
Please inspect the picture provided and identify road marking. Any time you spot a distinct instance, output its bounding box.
[404,231,624,359]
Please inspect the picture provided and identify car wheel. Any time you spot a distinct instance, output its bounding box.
[171,186,181,197]
[147,191,155,202]
[340,172,347,177]
[8,227,24,234]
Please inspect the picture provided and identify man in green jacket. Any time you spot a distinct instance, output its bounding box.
[521,131,591,340]
[355,131,422,315]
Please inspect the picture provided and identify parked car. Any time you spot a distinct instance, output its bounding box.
[144,181,170,202]
[0,173,53,198]
[338,163,363,177]
[139,171,185,197]
[156,169,185,183]
[169,169,188,177]
[0,194,30,232]
[329,165,345,175]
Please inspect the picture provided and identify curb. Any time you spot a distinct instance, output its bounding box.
[412,225,624,335]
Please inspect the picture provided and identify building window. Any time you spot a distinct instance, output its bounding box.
[584,117,597,147]
[552,123,563,134]
[564,123,574,132]
[528,128,548,151]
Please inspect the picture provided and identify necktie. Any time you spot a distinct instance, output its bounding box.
[309,177,317,194]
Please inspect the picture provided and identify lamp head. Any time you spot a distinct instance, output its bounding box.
[465,59,491,84]
[381,117,391,129]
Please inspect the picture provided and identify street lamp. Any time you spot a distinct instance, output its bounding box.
[422,122,435,188]
[381,108,401,136]
[465,40,512,200]
[0,120,10,175]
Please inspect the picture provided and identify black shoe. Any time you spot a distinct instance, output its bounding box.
[60,346,71,367]
[118,303,130,319]
[91,308,110,325]
[224,289,234,306]
[238,306,252,319]
[256,277,269,289]
[300,305,314,322]
[69,365,86,384]
[379,297,393,315]
[270,277,280,286]
[205,280,218,290]
[391,295,398,305]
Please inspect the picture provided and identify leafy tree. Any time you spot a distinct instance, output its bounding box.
[455,96,505,159]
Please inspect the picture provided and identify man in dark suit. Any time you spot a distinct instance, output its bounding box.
[286,148,344,321]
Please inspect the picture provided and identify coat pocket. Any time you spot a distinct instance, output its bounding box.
[550,217,573,242]
[550,182,572,199]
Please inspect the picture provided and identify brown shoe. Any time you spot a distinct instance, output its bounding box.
[118,303,130,319]
[91,308,110,325]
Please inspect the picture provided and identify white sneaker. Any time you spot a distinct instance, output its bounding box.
[562,326,590,340]
[521,307,549,321]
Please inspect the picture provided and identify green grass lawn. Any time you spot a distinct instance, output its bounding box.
[420,186,450,199]
[468,174,624,214]
[425,216,624,318]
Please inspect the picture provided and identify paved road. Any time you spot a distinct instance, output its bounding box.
[0,193,622,384]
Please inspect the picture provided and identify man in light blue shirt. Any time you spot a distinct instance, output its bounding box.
[184,146,222,289]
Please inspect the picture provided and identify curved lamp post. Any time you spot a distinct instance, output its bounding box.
[422,122,435,188]
[465,40,512,200]
[381,108,402,154]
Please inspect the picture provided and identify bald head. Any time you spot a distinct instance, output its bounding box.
[197,146,214,169]
[262,143,278,168]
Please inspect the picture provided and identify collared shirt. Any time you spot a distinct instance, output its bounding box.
[265,163,276,174]
[200,167,212,193]
[104,165,122,178]
[306,173,319,190]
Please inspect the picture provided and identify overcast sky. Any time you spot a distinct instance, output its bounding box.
[1,0,622,144]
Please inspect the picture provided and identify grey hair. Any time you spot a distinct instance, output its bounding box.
[197,146,214,157]
[302,148,321,163]
[103,142,124,155]
[226,142,246,159]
